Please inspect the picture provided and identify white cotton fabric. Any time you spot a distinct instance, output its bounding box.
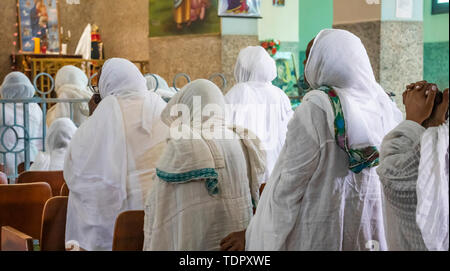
[46,65,92,127]
[75,24,92,60]
[304,29,403,148]
[377,120,428,250]
[30,118,77,171]
[246,29,402,251]
[226,46,294,184]
[145,74,177,101]
[416,121,449,251]
[64,58,169,251]
[0,72,43,178]
[143,79,265,251]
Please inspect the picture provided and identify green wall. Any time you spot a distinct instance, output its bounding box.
[298,0,333,78]
[423,0,449,43]
[423,0,449,89]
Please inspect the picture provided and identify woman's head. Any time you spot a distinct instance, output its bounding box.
[98,58,147,99]
[145,74,170,91]
[0,72,35,99]
[161,79,225,127]
[234,46,277,83]
[46,118,77,151]
[305,29,377,99]
[55,65,88,94]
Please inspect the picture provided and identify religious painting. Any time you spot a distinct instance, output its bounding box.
[273,0,285,6]
[149,0,221,37]
[218,0,261,17]
[272,52,301,109]
[17,0,60,53]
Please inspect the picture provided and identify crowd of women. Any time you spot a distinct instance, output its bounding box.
[0,29,448,251]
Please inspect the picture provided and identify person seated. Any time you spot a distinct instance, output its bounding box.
[64,58,169,251]
[221,29,403,251]
[0,72,43,180]
[143,79,265,251]
[29,118,77,171]
[46,65,92,127]
[144,74,177,102]
[377,81,449,251]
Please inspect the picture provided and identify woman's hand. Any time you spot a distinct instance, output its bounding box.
[220,230,246,251]
[403,82,437,125]
[88,94,101,116]
[423,88,449,128]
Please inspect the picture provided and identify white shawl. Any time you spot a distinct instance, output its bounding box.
[226,46,293,184]
[416,121,449,251]
[46,65,92,127]
[30,118,77,171]
[64,58,168,251]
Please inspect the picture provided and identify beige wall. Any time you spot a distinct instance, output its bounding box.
[333,0,381,24]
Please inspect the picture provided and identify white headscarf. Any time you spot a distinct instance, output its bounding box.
[234,46,277,83]
[158,79,264,201]
[305,29,403,149]
[55,65,89,95]
[226,46,293,184]
[64,57,168,251]
[46,65,92,127]
[416,121,449,251]
[1,72,35,99]
[99,58,147,99]
[30,118,77,171]
[0,72,43,177]
[144,74,177,101]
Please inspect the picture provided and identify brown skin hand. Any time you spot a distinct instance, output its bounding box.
[89,68,103,116]
[220,230,246,251]
[423,88,449,128]
[403,81,438,125]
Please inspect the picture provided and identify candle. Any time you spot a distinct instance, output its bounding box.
[33,38,40,54]
[68,30,71,38]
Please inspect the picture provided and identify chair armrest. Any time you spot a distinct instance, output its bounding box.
[1,226,36,251]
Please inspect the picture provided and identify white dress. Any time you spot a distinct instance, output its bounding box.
[246,97,388,251]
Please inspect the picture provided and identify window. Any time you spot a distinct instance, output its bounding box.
[432,0,449,14]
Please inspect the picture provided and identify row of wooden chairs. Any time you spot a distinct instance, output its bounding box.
[0,169,144,251]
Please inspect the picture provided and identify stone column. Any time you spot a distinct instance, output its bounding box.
[333,0,424,112]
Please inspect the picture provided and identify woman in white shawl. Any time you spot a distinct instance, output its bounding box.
[377,82,449,251]
[64,58,169,251]
[144,73,177,102]
[226,46,294,186]
[30,118,77,171]
[143,79,265,251]
[0,72,43,179]
[46,65,91,127]
[238,29,403,251]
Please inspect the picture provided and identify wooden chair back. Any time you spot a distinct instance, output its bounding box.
[40,196,68,251]
[1,226,34,251]
[60,182,69,196]
[17,171,65,197]
[112,210,145,251]
[17,162,33,175]
[0,183,52,250]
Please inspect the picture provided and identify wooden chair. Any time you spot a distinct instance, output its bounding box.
[17,171,65,197]
[60,183,69,196]
[112,210,145,251]
[40,196,68,251]
[1,226,34,251]
[17,162,34,175]
[0,183,52,250]
[1,196,69,251]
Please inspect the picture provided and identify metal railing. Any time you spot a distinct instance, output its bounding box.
[0,73,90,183]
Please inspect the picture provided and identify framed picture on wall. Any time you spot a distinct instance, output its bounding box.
[17,0,60,54]
[149,0,221,37]
[218,0,262,18]
[273,0,285,7]
[272,52,301,109]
